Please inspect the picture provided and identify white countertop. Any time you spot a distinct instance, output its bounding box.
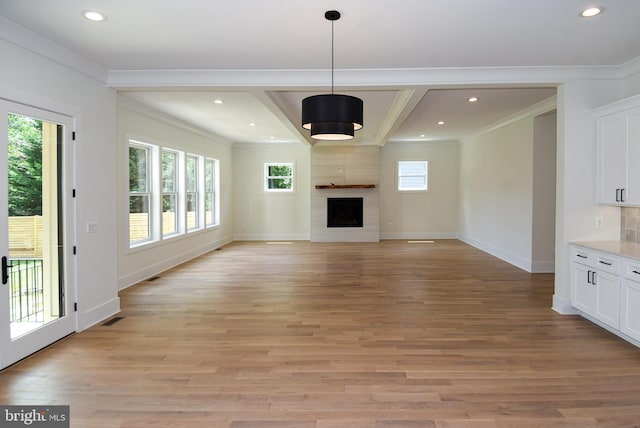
[572,240,640,260]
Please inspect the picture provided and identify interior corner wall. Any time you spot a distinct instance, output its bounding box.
[233,143,311,241]
[553,80,629,314]
[458,117,535,271]
[116,105,234,289]
[379,141,459,239]
[0,39,119,330]
[531,112,557,273]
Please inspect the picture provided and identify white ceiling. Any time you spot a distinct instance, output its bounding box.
[1,0,639,145]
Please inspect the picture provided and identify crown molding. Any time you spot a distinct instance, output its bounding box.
[117,94,232,145]
[0,16,108,83]
[462,96,558,142]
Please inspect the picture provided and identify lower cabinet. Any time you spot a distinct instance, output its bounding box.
[620,260,640,342]
[571,247,620,330]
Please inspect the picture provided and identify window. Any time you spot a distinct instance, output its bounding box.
[162,149,178,236]
[185,154,200,230]
[264,162,294,192]
[397,161,429,191]
[129,143,152,244]
[128,139,221,249]
[205,158,219,226]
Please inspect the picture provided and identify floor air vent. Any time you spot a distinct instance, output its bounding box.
[101,316,125,326]
[147,276,161,281]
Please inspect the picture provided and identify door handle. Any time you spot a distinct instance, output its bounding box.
[2,256,13,285]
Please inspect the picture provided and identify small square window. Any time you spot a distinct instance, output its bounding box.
[264,162,294,192]
[398,161,429,191]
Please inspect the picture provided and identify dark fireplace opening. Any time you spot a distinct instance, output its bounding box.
[327,197,363,228]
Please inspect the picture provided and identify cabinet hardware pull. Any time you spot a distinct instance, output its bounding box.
[576,254,588,259]
[616,188,621,202]
[633,270,640,275]
[621,188,626,202]
[592,271,597,285]
[587,270,592,284]
[599,261,613,266]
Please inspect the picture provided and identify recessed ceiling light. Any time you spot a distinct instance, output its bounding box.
[580,7,602,17]
[249,123,257,127]
[468,97,479,103]
[82,10,106,22]
[213,99,224,104]
[420,134,427,138]
[269,136,275,140]
[437,121,445,125]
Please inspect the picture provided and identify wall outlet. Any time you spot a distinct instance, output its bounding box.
[595,216,603,227]
[86,221,98,233]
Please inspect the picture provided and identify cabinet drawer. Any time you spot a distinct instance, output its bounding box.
[572,247,597,268]
[622,259,640,283]
[595,254,619,274]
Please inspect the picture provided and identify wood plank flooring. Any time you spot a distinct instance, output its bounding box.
[2,240,640,427]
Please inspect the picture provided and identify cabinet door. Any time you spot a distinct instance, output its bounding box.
[594,270,620,329]
[597,112,627,204]
[621,278,640,342]
[572,262,596,314]
[625,107,640,204]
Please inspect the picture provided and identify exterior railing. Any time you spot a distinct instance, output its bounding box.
[9,258,44,323]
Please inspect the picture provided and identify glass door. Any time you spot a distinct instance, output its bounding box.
[0,100,75,370]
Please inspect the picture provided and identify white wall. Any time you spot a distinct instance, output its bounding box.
[116,103,234,289]
[233,143,310,240]
[0,39,119,330]
[553,79,631,313]
[532,112,557,272]
[380,141,459,239]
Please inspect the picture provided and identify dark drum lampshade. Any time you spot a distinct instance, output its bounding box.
[301,10,363,141]
[302,94,363,141]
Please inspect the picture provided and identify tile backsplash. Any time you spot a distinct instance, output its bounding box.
[621,207,640,243]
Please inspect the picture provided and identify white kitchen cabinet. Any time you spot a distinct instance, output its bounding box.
[621,259,640,342]
[595,98,640,206]
[571,246,620,329]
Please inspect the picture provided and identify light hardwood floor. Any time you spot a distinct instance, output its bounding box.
[2,240,640,427]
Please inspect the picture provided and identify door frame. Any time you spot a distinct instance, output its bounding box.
[0,99,76,370]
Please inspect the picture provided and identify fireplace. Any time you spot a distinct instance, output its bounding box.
[327,197,363,228]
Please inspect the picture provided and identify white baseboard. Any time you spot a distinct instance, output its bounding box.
[233,233,310,241]
[118,235,233,290]
[78,297,121,331]
[379,232,458,240]
[458,234,533,272]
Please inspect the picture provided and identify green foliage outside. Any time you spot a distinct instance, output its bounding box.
[8,114,42,216]
[267,164,292,189]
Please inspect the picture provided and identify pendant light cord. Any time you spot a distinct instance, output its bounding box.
[331,19,335,95]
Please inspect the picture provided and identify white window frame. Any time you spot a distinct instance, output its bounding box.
[185,153,201,232]
[397,160,429,192]
[161,148,179,238]
[128,141,154,246]
[264,162,295,193]
[205,157,220,227]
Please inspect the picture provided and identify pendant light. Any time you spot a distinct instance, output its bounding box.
[302,10,363,141]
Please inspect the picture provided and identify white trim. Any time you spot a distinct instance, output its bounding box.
[0,16,108,83]
[462,96,557,142]
[118,235,233,290]
[77,297,121,331]
[458,234,534,273]
[233,233,310,241]
[380,232,458,240]
[106,66,624,89]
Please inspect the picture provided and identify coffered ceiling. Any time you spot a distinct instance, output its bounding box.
[1,0,639,145]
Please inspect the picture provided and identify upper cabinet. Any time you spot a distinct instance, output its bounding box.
[595,95,640,206]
